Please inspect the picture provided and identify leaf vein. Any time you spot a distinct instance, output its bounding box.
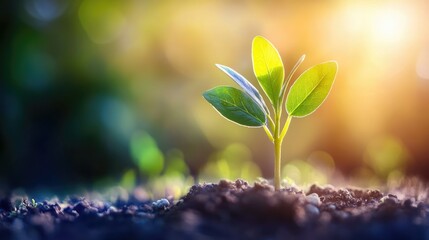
[289,72,328,114]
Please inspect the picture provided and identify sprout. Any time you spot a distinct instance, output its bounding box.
[203,36,338,190]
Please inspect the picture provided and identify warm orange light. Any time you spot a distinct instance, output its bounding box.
[372,7,410,45]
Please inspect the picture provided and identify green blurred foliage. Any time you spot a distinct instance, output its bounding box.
[364,136,408,178]
[131,132,164,177]
[79,0,126,44]
[200,143,262,182]
[282,159,328,187]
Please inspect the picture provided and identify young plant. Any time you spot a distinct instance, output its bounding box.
[203,36,338,190]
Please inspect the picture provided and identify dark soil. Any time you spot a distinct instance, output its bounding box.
[1,179,428,240]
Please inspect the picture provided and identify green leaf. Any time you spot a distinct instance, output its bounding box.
[215,64,270,114]
[252,36,285,108]
[203,86,266,127]
[286,61,338,117]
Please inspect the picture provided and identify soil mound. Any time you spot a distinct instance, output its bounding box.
[1,179,428,240]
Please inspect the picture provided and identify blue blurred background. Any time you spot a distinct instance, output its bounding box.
[1,0,429,196]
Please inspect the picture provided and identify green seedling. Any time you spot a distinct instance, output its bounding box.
[203,36,338,190]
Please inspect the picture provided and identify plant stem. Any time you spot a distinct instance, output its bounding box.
[267,115,275,132]
[263,125,274,143]
[272,56,300,190]
[274,135,282,190]
[273,111,282,190]
[273,114,292,191]
[280,115,293,140]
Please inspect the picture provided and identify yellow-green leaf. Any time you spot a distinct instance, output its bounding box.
[286,61,338,117]
[252,36,285,109]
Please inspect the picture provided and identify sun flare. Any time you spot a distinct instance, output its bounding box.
[372,7,410,45]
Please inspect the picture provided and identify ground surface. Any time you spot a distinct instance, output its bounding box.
[0,179,428,240]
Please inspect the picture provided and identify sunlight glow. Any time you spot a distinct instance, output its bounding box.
[372,8,409,45]
[341,3,413,48]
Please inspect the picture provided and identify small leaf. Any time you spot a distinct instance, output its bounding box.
[203,86,266,127]
[281,54,306,97]
[286,61,338,117]
[252,36,285,108]
[215,64,269,114]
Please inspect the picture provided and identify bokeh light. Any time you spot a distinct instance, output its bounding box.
[2,0,429,194]
[131,132,164,178]
[200,143,262,183]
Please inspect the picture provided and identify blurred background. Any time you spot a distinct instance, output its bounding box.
[1,0,429,197]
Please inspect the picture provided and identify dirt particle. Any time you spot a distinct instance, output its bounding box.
[152,199,170,211]
[305,204,320,216]
[306,193,321,206]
